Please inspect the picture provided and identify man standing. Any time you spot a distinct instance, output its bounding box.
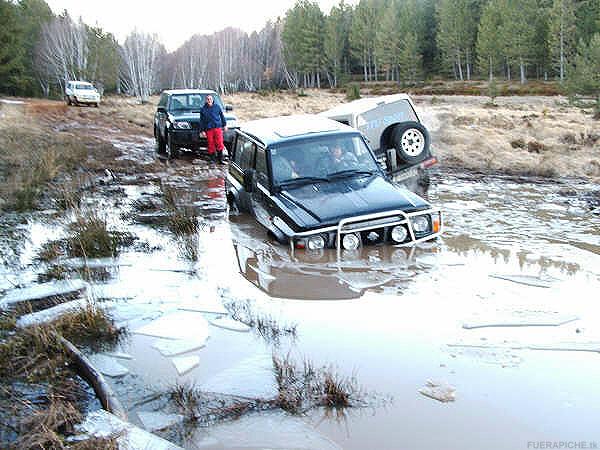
[200,94,227,164]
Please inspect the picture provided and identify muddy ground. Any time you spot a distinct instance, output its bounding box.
[0,92,599,449]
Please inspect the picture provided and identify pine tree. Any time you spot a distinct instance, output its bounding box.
[548,0,577,81]
[500,0,537,83]
[567,33,600,99]
[324,1,352,87]
[476,0,504,81]
[0,0,26,94]
[436,0,478,80]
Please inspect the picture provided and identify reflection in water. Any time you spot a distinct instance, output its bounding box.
[230,220,439,300]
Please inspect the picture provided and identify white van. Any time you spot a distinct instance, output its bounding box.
[65,81,101,107]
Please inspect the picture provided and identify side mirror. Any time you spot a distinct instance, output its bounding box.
[243,169,255,193]
[225,104,233,112]
[157,106,166,113]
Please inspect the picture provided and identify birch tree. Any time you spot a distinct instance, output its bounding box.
[121,30,163,103]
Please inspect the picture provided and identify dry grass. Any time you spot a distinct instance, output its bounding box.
[225,300,297,346]
[0,302,123,448]
[0,127,88,211]
[272,354,363,413]
[416,94,600,181]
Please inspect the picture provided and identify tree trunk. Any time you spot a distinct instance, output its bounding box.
[489,56,493,82]
[519,57,526,84]
[456,51,463,81]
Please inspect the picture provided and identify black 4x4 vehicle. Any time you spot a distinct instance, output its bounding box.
[226,115,442,254]
[154,89,238,158]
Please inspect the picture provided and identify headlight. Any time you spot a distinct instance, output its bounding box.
[173,121,191,129]
[307,235,325,250]
[411,215,430,233]
[342,233,361,250]
[391,225,408,243]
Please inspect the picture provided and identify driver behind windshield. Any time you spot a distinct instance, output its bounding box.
[324,140,358,172]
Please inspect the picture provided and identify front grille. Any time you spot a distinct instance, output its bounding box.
[341,215,405,232]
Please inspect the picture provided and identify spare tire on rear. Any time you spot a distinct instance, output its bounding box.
[391,121,430,164]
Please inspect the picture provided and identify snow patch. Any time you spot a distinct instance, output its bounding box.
[1,280,89,310]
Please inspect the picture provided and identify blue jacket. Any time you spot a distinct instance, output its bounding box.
[199,103,226,131]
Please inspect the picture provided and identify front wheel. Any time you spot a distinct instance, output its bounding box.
[65,96,72,106]
[155,128,166,154]
[391,121,431,164]
[165,133,179,159]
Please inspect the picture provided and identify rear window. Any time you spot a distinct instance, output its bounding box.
[75,83,94,90]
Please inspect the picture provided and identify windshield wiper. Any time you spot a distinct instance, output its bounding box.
[326,169,375,178]
[279,176,330,187]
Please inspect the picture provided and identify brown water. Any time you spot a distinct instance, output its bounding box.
[3,155,600,449]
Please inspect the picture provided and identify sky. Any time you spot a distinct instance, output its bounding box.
[45,0,358,52]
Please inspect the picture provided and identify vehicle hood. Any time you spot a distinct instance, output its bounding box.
[74,89,99,96]
[169,111,237,123]
[277,175,430,229]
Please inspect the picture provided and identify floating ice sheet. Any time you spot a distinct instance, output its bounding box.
[88,354,130,377]
[489,273,559,288]
[16,298,89,328]
[177,297,228,314]
[209,316,251,332]
[62,258,132,269]
[104,351,134,360]
[418,380,456,403]
[1,280,89,310]
[152,338,206,356]
[192,411,341,450]
[528,342,600,353]
[171,355,200,375]
[200,353,277,399]
[463,311,578,329]
[75,409,183,450]
[133,311,210,341]
[137,411,184,432]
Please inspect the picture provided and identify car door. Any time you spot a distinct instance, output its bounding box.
[251,146,272,229]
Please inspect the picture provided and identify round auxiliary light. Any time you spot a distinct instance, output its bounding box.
[391,225,408,243]
[342,233,361,250]
[307,235,325,250]
[411,215,430,233]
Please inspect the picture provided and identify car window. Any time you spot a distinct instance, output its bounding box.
[75,83,94,90]
[158,94,168,108]
[241,141,256,170]
[234,136,256,170]
[255,147,268,184]
[271,135,379,183]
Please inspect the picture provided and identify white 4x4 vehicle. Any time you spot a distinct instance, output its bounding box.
[321,94,437,194]
[65,81,101,107]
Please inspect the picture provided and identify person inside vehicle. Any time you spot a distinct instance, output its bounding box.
[322,140,358,173]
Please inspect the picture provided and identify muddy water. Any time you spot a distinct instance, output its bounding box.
[4,153,600,448]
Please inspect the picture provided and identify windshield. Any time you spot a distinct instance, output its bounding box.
[169,93,223,111]
[75,83,94,90]
[270,135,380,185]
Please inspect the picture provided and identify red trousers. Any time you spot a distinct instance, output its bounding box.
[205,128,224,155]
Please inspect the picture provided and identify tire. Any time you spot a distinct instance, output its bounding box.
[94,103,99,108]
[155,128,166,154]
[165,132,179,159]
[391,121,430,165]
[65,96,71,106]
